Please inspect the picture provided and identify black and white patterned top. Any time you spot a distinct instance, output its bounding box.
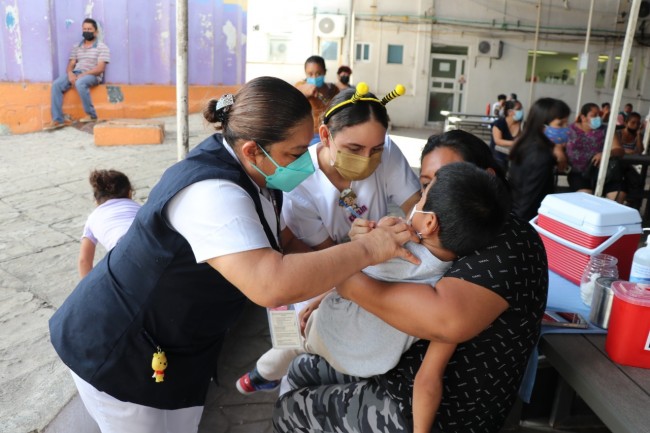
[376,216,548,433]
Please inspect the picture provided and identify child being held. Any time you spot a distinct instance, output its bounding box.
[78,169,140,278]
[238,162,509,433]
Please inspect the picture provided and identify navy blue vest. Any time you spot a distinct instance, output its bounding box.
[49,135,281,409]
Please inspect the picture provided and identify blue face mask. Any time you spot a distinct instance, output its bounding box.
[513,110,524,122]
[590,116,602,130]
[544,125,570,144]
[251,145,315,192]
[306,75,325,88]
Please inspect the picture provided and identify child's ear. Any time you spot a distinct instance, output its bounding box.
[419,212,439,237]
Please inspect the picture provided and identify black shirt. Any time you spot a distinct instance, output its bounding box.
[376,216,548,433]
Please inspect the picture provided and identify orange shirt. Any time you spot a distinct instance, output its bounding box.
[295,81,339,133]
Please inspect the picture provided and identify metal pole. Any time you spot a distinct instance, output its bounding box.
[576,0,595,113]
[176,0,189,161]
[528,0,542,107]
[595,0,641,197]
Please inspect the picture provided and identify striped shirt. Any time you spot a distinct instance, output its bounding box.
[70,40,110,80]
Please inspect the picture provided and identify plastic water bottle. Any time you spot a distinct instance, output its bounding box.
[630,239,650,283]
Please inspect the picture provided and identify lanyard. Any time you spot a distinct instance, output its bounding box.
[269,191,283,254]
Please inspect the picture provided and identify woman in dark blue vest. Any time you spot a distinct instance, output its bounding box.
[49,76,417,433]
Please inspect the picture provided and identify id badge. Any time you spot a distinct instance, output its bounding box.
[267,305,302,349]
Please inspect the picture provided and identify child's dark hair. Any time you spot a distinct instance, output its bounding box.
[423,162,509,257]
[89,169,133,204]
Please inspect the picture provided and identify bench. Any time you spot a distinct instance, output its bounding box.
[441,112,497,144]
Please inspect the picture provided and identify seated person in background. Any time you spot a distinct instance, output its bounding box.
[274,130,548,433]
[45,18,110,130]
[600,102,611,126]
[617,112,645,208]
[563,102,626,202]
[617,103,633,127]
[490,99,523,172]
[492,93,506,117]
[508,97,571,222]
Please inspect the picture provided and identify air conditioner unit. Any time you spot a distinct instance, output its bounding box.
[316,14,346,38]
[477,39,503,59]
[269,39,289,62]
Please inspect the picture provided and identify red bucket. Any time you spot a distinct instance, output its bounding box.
[605,281,650,369]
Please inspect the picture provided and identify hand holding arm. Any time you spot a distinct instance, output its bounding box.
[207,220,418,308]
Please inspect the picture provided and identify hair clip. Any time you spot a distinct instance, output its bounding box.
[214,94,234,122]
[323,82,405,124]
[216,94,234,111]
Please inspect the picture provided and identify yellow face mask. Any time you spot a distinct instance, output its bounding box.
[332,149,383,181]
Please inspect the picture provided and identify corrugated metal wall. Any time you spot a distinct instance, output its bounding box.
[0,0,246,85]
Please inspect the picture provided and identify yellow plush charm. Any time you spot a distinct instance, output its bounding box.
[151,351,167,383]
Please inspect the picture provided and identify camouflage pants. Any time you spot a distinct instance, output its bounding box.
[272,353,411,433]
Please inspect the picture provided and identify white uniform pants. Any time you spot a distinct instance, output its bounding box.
[71,370,204,433]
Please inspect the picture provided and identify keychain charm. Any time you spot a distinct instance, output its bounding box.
[151,348,167,383]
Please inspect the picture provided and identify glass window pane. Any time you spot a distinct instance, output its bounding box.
[525,50,577,85]
[443,82,454,89]
[321,41,338,61]
[596,54,608,89]
[432,82,442,88]
[612,56,631,89]
[356,44,362,61]
[363,44,369,60]
[428,92,454,122]
[387,44,403,64]
[431,59,456,79]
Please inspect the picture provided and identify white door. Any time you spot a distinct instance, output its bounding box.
[427,54,467,123]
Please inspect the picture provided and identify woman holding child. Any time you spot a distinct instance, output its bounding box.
[274,130,549,433]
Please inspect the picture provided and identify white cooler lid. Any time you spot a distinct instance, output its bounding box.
[538,192,642,234]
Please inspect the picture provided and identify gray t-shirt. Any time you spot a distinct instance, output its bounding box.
[304,242,452,377]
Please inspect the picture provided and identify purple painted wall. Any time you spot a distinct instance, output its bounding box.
[0,0,246,85]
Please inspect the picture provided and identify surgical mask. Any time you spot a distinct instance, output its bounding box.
[306,75,325,88]
[82,31,95,41]
[251,145,315,192]
[331,149,383,181]
[513,110,524,122]
[339,75,350,85]
[589,116,602,130]
[544,125,570,145]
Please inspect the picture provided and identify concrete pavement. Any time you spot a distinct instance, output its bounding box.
[0,116,431,432]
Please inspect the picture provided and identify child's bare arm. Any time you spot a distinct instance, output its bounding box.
[413,341,457,433]
[78,237,96,278]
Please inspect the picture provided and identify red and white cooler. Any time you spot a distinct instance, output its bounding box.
[606,281,650,369]
[530,192,642,284]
